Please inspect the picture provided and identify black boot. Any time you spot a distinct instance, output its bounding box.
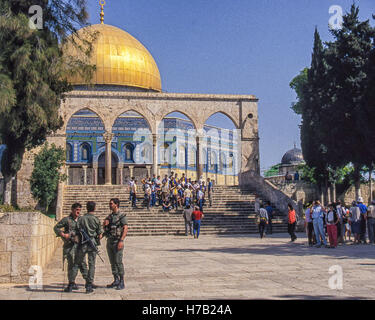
[85,283,94,294]
[107,275,120,288]
[72,283,79,290]
[116,276,125,290]
[63,283,74,292]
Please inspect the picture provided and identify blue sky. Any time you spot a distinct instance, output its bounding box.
[86,0,374,173]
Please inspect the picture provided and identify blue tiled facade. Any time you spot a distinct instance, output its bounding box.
[66,111,238,175]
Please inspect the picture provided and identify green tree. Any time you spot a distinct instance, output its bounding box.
[0,1,94,204]
[30,143,66,213]
[324,5,375,198]
[289,68,308,115]
[264,163,281,177]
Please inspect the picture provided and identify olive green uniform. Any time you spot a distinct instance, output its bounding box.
[71,213,103,285]
[104,211,128,277]
[53,215,88,283]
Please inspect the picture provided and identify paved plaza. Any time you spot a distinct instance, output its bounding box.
[0,233,375,300]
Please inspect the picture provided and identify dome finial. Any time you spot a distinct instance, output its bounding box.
[99,0,106,24]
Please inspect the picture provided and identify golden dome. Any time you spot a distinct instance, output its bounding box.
[64,24,162,92]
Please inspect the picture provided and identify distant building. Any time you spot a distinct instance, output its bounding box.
[278,145,304,177]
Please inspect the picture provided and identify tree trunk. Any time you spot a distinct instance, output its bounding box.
[2,175,12,205]
[354,164,361,201]
[332,183,336,203]
[320,184,324,205]
[369,166,373,203]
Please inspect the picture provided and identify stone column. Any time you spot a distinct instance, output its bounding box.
[103,132,114,185]
[196,135,203,180]
[129,165,134,179]
[92,163,98,185]
[65,165,70,185]
[82,165,88,185]
[117,163,124,185]
[152,134,158,177]
[146,165,152,178]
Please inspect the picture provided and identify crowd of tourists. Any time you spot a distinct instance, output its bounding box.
[303,197,375,248]
[128,172,214,238]
[128,172,214,212]
[257,196,375,248]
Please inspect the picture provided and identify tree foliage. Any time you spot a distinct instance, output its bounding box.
[30,143,66,213]
[291,5,375,195]
[0,0,94,203]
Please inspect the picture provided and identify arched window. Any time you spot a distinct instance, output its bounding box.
[210,151,217,171]
[140,144,152,163]
[80,143,91,161]
[188,147,196,167]
[179,145,186,166]
[124,143,134,162]
[161,143,169,164]
[66,143,73,162]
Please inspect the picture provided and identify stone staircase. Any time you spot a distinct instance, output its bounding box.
[62,185,288,236]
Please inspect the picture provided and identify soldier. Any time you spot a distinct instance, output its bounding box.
[71,201,103,293]
[103,198,128,290]
[53,203,88,292]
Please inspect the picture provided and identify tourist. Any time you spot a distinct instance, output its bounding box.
[171,185,179,210]
[287,203,297,242]
[192,206,204,239]
[207,178,214,207]
[144,184,151,210]
[196,188,204,212]
[367,200,375,244]
[128,177,135,204]
[150,182,156,207]
[304,203,315,246]
[335,201,345,245]
[177,185,184,208]
[131,179,137,208]
[344,206,351,242]
[161,181,169,202]
[326,204,339,248]
[183,204,194,236]
[349,201,361,245]
[257,204,268,239]
[184,186,192,208]
[311,200,328,248]
[162,197,172,212]
[357,197,368,244]
[265,201,273,235]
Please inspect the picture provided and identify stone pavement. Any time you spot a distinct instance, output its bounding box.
[0,233,375,300]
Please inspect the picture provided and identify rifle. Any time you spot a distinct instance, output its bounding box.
[79,228,104,263]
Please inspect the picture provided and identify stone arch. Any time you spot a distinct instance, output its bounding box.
[63,106,107,132]
[158,110,198,130]
[92,146,123,164]
[203,111,239,130]
[110,108,153,133]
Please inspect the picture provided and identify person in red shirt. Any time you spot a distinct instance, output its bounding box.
[192,206,204,239]
[288,203,297,242]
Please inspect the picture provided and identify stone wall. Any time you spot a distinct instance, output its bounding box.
[0,211,60,284]
[338,182,374,206]
[264,176,319,204]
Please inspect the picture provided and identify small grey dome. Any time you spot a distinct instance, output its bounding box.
[281,147,303,165]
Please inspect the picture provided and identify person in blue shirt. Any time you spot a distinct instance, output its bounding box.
[207,178,214,207]
[265,201,273,235]
[357,197,368,244]
[311,200,328,248]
